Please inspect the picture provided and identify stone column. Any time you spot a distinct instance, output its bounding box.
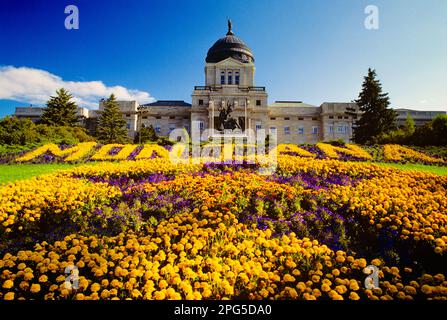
[244,99,248,131]
[209,100,214,133]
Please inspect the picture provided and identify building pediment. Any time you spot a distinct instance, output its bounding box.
[211,57,250,67]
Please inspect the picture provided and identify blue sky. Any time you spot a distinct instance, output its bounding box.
[0,0,446,118]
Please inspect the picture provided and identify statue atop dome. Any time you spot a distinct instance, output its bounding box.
[227,19,233,36]
[205,19,254,63]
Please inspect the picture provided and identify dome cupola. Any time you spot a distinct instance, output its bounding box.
[206,20,254,64]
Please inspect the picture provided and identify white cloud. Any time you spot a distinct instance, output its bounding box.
[0,66,155,108]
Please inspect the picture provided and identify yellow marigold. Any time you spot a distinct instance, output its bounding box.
[24,272,34,281]
[303,293,316,300]
[321,284,331,292]
[349,280,360,291]
[74,293,84,300]
[90,283,101,292]
[30,283,41,293]
[434,274,445,282]
[131,289,142,298]
[3,280,13,289]
[4,292,15,300]
[421,285,433,295]
[296,282,306,292]
[404,285,417,295]
[283,274,295,282]
[335,285,347,295]
[159,280,168,289]
[259,288,269,298]
[357,259,367,269]
[202,289,212,298]
[38,275,48,283]
[154,291,166,300]
[371,259,382,267]
[349,292,360,300]
[292,269,301,276]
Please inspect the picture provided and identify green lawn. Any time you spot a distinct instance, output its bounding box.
[375,162,447,176]
[1,161,446,185]
[0,163,103,184]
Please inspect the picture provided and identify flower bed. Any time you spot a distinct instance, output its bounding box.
[10,143,446,166]
[0,156,446,300]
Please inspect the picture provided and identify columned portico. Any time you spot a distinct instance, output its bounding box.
[191,20,268,139]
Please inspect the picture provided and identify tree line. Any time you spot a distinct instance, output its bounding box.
[0,89,162,154]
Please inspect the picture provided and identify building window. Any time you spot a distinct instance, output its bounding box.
[270,126,277,133]
[344,116,349,119]
[256,100,261,106]
[221,74,225,85]
[227,71,232,85]
[183,116,189,120]
[155,124,161,134]
[255,122,262,131]
[344,125,349,133]
[284,117,290,120]
[199,121,205,131]
[169,116,175,119]
[169,124,176,133]
[337,125,343,133]
[298,117,304,121]
[126,114,131,117]
[156,116,161,119]
[235,75,240,85]
[329,125,334,133]
[298,126,304,134]
[338,116,343,119]
[126,122,131,129]
[142,116,148,119]
[199,99,203,106]
[329,116,334,119]
[270,117,276,120]
[312,126,319,134]
[312,117,318,121]
[284,127,290,135]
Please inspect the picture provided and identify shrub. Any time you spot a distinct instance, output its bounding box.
[0,117,96,155]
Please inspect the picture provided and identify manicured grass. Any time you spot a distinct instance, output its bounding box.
[0,163,103,184]
[1,161,446,185]
[375,162,447,176]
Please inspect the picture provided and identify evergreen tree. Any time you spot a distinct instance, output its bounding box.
[134,125,158,144]
[40,88,79,126]
[353,68,396,144]
[97,94,128,144]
